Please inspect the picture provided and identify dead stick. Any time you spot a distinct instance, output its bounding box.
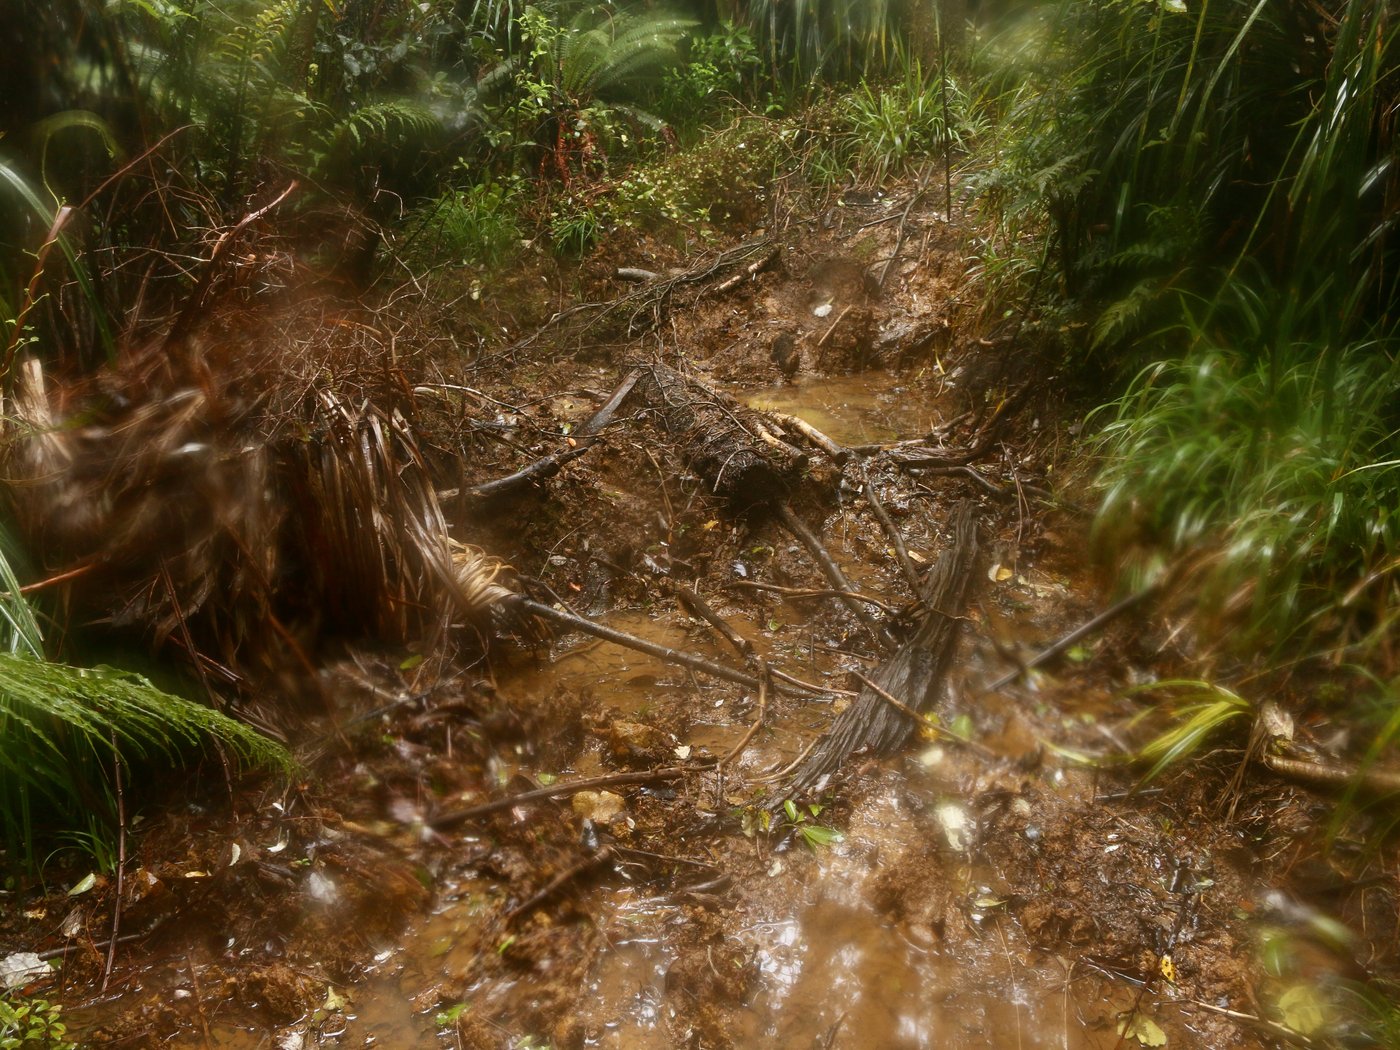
[466,370,640,501]
[753,421,809,467]
[726,579,899,615]
[1260,752,1400,794]
[815,306,854,349]
[985,587,1156,692]
[512,596,765,690]
[774,504,888,639]
[13,562,97,595]
[772,412,851,464]
[861,466,923,596]
[430,767,691,830]
[851,671,998,761]
[665,580,754,661]
[185,955,214,1050]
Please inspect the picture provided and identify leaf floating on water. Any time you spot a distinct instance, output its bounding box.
[1277,984,1327,1035]
[1117,1014,1168,1047]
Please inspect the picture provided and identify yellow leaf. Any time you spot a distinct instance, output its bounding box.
[1117,1014,1167,1047]
[1278,984,1327,1036]
[1159,954,1176,984]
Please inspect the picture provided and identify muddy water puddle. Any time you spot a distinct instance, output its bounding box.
[742,371,948,446]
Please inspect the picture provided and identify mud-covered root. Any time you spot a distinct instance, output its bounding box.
[635,363,806,508]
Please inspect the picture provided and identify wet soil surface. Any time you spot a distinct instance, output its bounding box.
[6,189,1397,1049]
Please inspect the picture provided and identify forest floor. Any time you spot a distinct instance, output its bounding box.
[4,178,1395,1049]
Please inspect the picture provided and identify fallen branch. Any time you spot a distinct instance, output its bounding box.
[775,503,888,641]
[1260,752,1400,795]
[615,267,660,282]
[984,586,1157,692]
[509,596,764,691]
[429,766,691,830]
[725,579,899,615]
[664,579,755,661]
[771,412,852,464]
[464,370,640,501]
[507,846,615,922]
[861,466,923,596]
[638,364,804,506]
[712,245,780,294]
[851,670,998,761]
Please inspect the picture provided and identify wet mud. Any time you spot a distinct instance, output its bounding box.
[5,186,1395,1050]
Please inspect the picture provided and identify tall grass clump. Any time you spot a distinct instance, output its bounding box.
[977,0,1400,665]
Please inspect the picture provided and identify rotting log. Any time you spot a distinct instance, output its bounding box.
[779,500,980,798]
[635,364,806,507]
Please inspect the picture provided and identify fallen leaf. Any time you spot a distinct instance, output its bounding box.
[0,952,50,991]
[1278,984,1327,1036]
[67,872,97,896]
[1117,1014,1167,1047]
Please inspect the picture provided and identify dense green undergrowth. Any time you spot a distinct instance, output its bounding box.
[972,0,1400,679]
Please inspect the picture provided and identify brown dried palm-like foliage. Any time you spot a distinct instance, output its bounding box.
[2,314,518,695]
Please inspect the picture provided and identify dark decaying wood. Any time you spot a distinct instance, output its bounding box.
[779,500,980,798]
[636,364,806,506]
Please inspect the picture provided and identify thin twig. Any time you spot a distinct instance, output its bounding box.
[726,579,899,615]
[720,663,771,768]
[862,464,923,596]
[985,587,1157,692]
[429,766,693,830]
[185,955,214,1050]
[775,503,889,641]
[101,742,125,993]
[850,670,998,760]
[665,580,755,661]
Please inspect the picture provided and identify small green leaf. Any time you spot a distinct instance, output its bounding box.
[399,653,424,670]
[799,825,843,848]
[783,799,799,823]
[435,1002,471,1027]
